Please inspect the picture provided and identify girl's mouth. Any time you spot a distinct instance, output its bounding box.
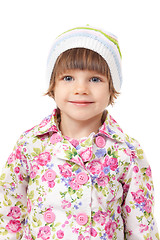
[69,101,94,106]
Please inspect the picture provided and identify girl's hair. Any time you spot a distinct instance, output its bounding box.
[44,48,119,105]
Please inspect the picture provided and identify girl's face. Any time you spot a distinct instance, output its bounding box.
[54,69,110,126]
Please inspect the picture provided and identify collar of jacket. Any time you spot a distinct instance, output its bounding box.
[34,108,125,143]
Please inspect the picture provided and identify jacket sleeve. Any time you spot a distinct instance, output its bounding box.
[121,139,159,239]
[0,135,30,239]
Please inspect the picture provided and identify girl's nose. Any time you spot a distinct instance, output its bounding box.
[73,81,89,95]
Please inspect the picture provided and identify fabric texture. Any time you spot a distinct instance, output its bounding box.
[0,108,159,240]
[46,26,122,92]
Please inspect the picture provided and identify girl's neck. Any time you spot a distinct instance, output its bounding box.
[58,110,107,139]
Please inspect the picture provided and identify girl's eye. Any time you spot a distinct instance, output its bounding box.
[90,77,101,82]
[63,76,73,81]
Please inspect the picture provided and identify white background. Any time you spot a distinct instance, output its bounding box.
[0,0,160,231]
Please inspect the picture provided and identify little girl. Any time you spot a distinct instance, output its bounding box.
[0,26,159,240]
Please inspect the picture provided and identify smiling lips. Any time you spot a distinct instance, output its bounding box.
[69,101,94,106]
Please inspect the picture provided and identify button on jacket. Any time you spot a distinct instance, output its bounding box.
[0,108,159,240]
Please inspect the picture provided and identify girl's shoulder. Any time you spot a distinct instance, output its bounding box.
[104,112,145,162]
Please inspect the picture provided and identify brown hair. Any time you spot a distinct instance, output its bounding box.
[44,48,119,105]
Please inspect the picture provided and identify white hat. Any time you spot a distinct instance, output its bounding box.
[46,26,122,92]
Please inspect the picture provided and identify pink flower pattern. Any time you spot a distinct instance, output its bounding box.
[0,108,159,239]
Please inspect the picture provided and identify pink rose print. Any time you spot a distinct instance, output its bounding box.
[93,210,107,226]
[8,146,27,165]
[35,152,51,166]
[123,183,129,193]
[146,183,151,191]
[139,224,149,233]
[146,166,152,177]
[133,174,141,185]
[90,227,98,237]
[30,164,40,179]
[61,200,71,209]
[80,147,92,162]
[97,173,109,187]
[14,167,20,174]
[39,118,50,128]
[78,234,85,240]
[104,156,118,171]
[87,159,103,175]
[24,126,35,134]
[124,148,132,156]
[109,115,118,124]
[70,139,79,148]
[24,234,33,240]
[144,199,152,213]
[8,152,16,164]
[27,199,32,213]
[23,225,33,240]
[6,220,22,233]
[56,229,64,239]
[125,205,131,213]
[117,206,121,214]
[7,206,21,219]
[117,126,123,133]
[15,146,27,163]
[71,156,83,166]
[15,147,22,159]
[124,148,137,161]
[18,174,24,181]
[69,179,80,190]
[37,226,51,240]
[58,163,72,178]
[48,181,55,188]
[133,166,139,173]
[50,133,63,144]
[105,220,117,239]
[131,189,145,204]
[99,122,107,135]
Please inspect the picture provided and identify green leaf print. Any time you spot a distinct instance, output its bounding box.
[112,151,119,158]
[33,148,41,155]
[72,148,77,156]
[33,216,37,222]
[7,200,12,206]
[1,229,8,236]
[31,152,37,157]
[37,220,42,227]
[15,201,22,206]
[141,168,147,173]
[136,149,144,159]
[137,149,143,155]
[4,195,8,201]
[54,222,61,227]
[81,138,92,147]
[107,148,112,156]
[36,180,39,186]
[72,165,79,172]
[68,187,76,195]
[32,138,37,144]
[136,216,143,222]
[76,189,83,199]
[28,190,34,200]
[0,174,5,181]
[65,150,73,159]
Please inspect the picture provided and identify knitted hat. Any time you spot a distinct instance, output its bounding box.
[47,26,122,92]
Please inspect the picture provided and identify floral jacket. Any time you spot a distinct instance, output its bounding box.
[0,108,159,240]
